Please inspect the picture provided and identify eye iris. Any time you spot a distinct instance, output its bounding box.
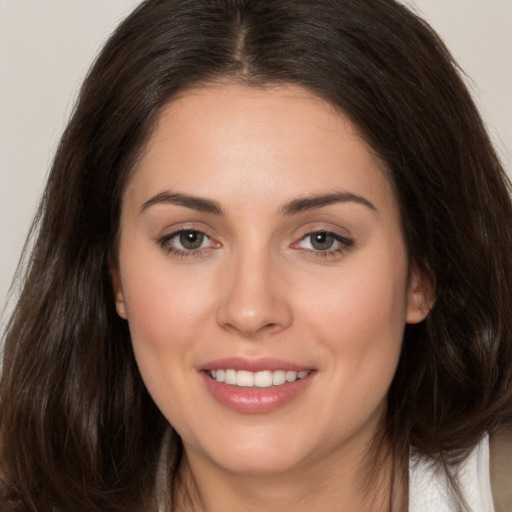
[179,231,204,250]
[310,232,334,250]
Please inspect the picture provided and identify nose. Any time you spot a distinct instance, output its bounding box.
[215,248,293,338]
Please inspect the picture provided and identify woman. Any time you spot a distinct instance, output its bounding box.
[1,0,511,511]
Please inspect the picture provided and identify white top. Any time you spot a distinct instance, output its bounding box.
[409,435,494,512]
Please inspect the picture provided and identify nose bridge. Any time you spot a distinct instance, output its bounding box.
[216,239,291,336]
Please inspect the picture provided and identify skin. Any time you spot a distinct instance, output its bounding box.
[113,84,431,511]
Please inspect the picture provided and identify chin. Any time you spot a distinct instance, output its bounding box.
[210,450,305,476]
[186,425,312,475]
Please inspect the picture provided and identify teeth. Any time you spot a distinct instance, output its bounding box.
[208,369,311,387]
[225,369,237,385]
[286,370,297,382]
[272,370,286,386]
[237,370,254,387]
[254,371,272,388]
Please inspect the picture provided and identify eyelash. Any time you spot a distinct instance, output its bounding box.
[294,230,354,258]
[157,229,217,258]
[157,229,354,259]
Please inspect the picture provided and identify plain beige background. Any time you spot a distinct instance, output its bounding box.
[1,0,511,321]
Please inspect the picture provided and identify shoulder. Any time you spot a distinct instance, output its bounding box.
[489,429,512,512]
[409,434,494,512]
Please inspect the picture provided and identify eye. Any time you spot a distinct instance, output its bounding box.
[176,230,207,250]
[158,229,217,257]
[295,230,353,256]
[306,232,337,251]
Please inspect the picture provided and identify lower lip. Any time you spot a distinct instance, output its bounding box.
[200,371,315,413]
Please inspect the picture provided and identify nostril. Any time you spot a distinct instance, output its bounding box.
[217,308,292,338]
[215,266,293,335]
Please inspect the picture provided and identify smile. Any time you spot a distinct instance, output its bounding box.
[208,369,311,387]
[200,358,315,413]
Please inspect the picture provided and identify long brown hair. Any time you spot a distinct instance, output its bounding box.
[2,1,512,510]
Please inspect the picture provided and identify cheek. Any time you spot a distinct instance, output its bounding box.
[119,264,219,431]
[296,244,409,388]
[116,241,218,397]
[302,260,408,342]
[297,255,408,426]
[122,264,216,353]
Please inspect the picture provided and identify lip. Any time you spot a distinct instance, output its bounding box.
[199,356,312,373]
[199,357,315,413]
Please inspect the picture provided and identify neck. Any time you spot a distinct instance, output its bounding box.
[173,434,394,512]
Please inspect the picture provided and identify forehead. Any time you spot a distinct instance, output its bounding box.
[124,84,396,214]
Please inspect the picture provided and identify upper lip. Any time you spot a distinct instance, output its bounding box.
[198,356,313,373]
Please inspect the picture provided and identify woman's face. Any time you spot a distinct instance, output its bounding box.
[113,84,430,476]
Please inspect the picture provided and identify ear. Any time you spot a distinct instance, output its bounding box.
[406,266,435,324]
[110,264,128,320]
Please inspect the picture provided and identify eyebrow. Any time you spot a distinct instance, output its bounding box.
[140,192,223,215]
[140,190,376,216]
[279,192,376,216]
